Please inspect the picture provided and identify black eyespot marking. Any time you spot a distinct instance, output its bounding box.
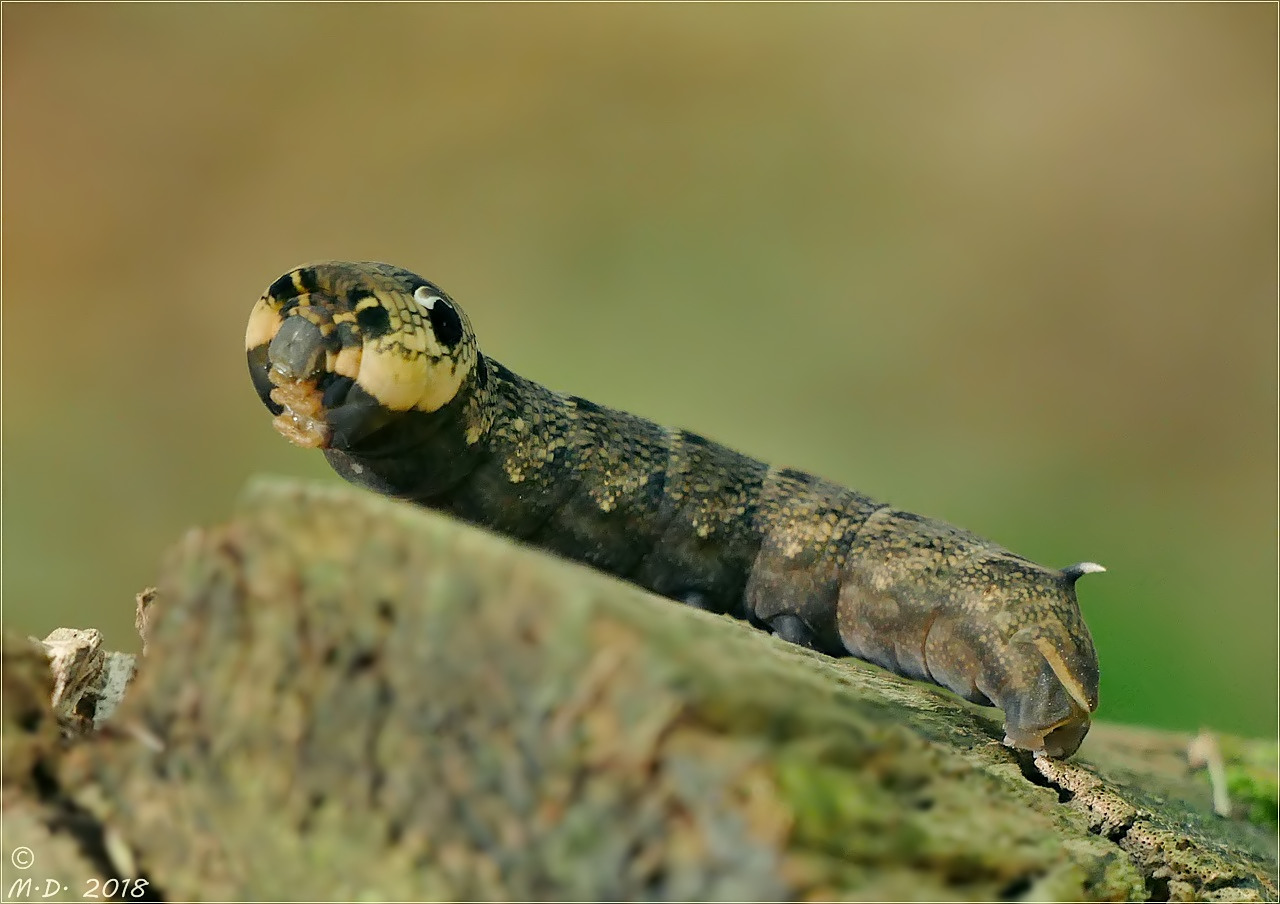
[355,303,391,337]
[641,467,667,504]
[268,273,298,302]
[570,396,602,415]
[426,297,464,349]
[778,467,816,484]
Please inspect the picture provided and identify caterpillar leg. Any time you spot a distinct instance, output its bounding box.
[768,613,819,650]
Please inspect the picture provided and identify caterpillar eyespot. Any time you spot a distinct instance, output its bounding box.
[245,260,1104,758]
[413,286,442,310]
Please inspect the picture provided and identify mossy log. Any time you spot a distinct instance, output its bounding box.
[4,479,1276,901]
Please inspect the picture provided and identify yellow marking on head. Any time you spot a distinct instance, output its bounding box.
[354,349,426,411]
[353,344,467,413]
[294,303,332,330]
[349,289,474,413]
[245,299,283,351]
[254,264,480,418]
[332,346,361,380]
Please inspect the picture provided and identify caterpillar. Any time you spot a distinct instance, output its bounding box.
[245,261,1103,758]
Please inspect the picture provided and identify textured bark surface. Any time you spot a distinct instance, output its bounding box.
[4,479,1276,901]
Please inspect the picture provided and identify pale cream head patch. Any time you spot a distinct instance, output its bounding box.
[250,264,479,426]
[350,286,476,414]
[245,297,284,351]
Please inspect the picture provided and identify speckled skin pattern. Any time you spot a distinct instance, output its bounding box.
[246,261,1103,758]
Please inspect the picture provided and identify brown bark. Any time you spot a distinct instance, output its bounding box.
[4,479,1275,901]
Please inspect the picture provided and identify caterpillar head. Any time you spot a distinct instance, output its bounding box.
[245,262,480,450]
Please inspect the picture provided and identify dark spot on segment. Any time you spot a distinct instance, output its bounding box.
[321,374,355,408]
[279,298,300,316]
[355,303,392,337]
[778,467,815,484]
[680,431,710,448]
[895,511,925,523]
[426,297,464,349]
[268,273,298,302]
[569,396,602,415]
[474,355,489,389]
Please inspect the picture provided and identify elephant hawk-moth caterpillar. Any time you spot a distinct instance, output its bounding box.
[245,260,1104,758]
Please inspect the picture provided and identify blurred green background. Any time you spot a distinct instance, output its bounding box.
[3,5,1275,738]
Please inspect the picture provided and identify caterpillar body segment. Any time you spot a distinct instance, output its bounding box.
[246,261,1103,758]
